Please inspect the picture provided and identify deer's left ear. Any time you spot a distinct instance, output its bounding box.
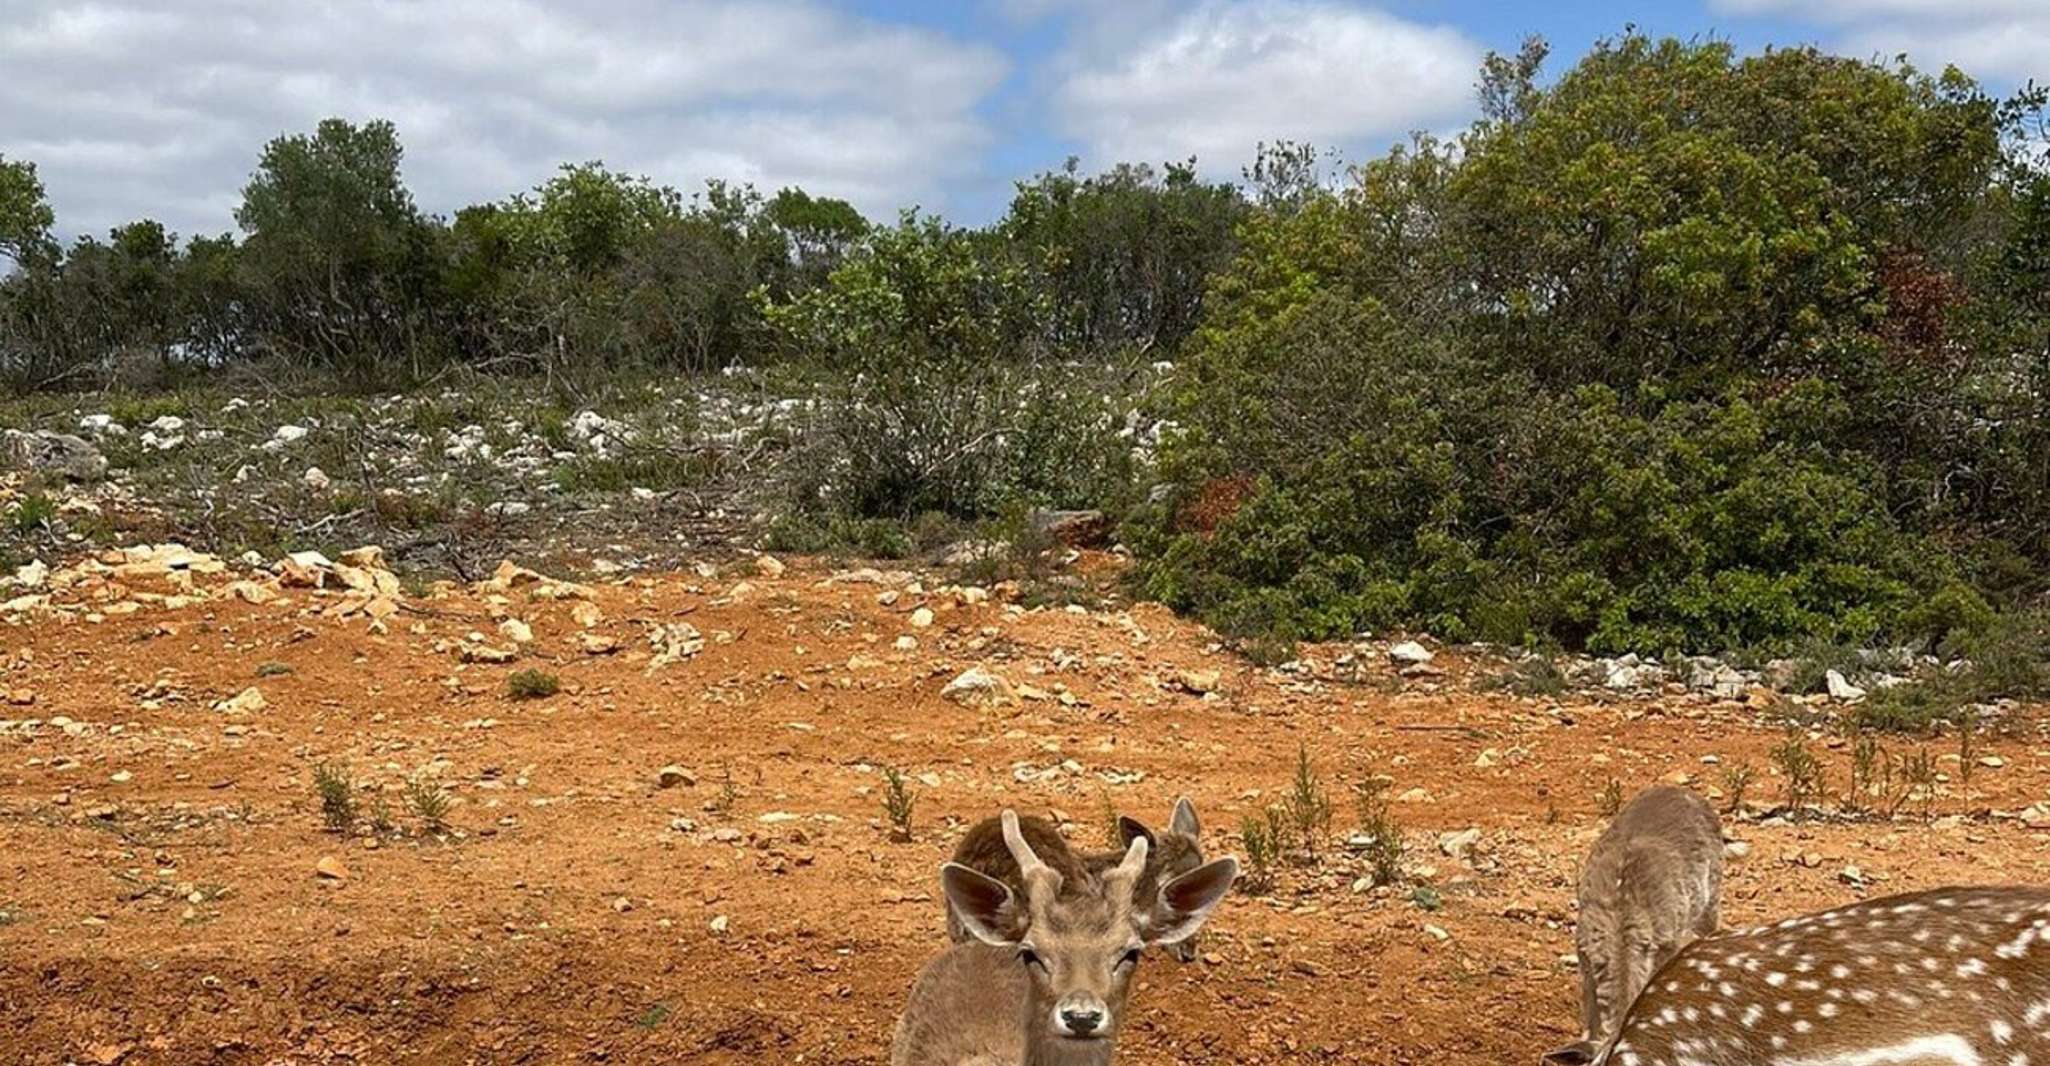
[1169,796,1200,838]
[941,863,1023,946]
[1117,815,1156,851]
[1144,857,1237,946]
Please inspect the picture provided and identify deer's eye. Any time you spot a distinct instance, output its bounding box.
[1018,947,1046,971]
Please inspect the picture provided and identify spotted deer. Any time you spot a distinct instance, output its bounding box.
[894,810,1238,1066]
[1547,785,1724,1066]
[1590,886,2050,1066]
[947,798,1211,963]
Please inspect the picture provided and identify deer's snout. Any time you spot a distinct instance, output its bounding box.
[1055,997,1108,1038]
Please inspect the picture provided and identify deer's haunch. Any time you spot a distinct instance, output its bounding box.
[1600,886,2050,1066]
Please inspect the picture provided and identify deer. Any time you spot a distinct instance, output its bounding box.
[1586,885,2050,1066]
[893,809,1239,1066]
[1546,785,1723,1066]
[946,798,1211,963]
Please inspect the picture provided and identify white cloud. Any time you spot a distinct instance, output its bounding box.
[0,0,1009,241]
[1047,1,1482,174]
[1712,0,2050,83]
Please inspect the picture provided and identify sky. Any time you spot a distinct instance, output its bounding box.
[1,0,2046,242]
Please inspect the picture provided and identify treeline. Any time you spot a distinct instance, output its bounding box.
[7,32,2050,665]
[0,119,1249,391]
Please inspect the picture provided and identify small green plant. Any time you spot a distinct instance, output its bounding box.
[1719,763,1754,815]
[711,767,738,813]
[634,1002,672,1030]
[313,760,357,832]
[1597,778,1624,818]
[1955,705,1980,799]
[1845,731,1882,815]
[368,795,396,835]
[1351,776,1404,887]
[1895,747,1939,820]
[1410,884,1443,912]
[880,765,917,842]
[1283,742,1333,862]
[6,492,56,534]
[404,774,451,833]
[1238,809,1282,895]
[506,668,561,700]
[1483,654,1567,697]
[1771,731,1824,817]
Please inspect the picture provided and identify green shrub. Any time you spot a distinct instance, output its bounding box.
[506,669,560,700]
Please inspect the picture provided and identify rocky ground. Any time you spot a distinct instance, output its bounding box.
[1,543,2047,1065]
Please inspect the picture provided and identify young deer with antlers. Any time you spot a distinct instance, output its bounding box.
[893,810,1238,1066]
[1590,886,2050,1066]
[945,798,1212,963]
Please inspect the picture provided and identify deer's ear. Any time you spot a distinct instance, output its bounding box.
[1541,1041,1597,1066]
[1145,857,1237,945]
[1169,796,1200,838]
[942,863,1023,946]
[1117,815,1157,851]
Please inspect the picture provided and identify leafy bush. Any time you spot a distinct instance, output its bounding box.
[1128,34,2050,657]
[763,216,1144,522]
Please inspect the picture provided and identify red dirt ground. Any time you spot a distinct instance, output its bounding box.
[2,555,2047,1065]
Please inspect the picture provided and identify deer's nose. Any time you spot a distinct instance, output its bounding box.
[1060,1008,1104,1036]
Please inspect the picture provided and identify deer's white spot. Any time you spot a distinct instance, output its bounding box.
[1990,1020,2013,1045]
[1768,973,1789,987]
[1958,959,1988,978]
[1775,1033,1982,1066]
[1741,1004,1764,1028]
[1817,1002,1839,1019]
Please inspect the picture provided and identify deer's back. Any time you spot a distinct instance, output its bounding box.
[891,943,1026,1066]
[1604,886,2050,1066]
[1579,787,1723,946]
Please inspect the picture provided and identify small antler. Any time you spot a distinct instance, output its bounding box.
[1105,833,1150,899]
[1001,810,1063,901]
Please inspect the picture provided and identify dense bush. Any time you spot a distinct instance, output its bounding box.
[1133,35,2050,657]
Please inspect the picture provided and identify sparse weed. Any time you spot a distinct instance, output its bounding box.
[1238,809,1282,895]
[313,761,357,832]
[1351,776,1404,887]
[1099,790,1122,850]
[368,795,396,835]
[1720,763,1754,815]
[1896,748,1939,820]
[404,774,452,833]
[880,765,917,842]
[506,668,561,700]
[6,492,56,534]
[1482,654,1567,697]
[1597,778,1623,818]
[1771,732,1824,817]
[1283,742,1333,863]
[255,660,293,678]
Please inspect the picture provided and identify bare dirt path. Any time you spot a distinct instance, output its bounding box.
[2,554,2046,1064]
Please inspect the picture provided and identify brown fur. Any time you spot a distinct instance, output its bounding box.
[1547,786,1722,1066]
[1595,886,2050,1066]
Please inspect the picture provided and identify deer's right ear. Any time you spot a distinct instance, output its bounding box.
[1145,857,1237,945]
[1117,815,1157,851]
[1540,1040,1597,1066]
[941,863,1022,946]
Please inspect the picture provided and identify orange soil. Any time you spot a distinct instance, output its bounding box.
[1,558,2046,1065]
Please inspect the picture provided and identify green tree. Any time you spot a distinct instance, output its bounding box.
[0,155,56,268]
[234,117,446,385]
